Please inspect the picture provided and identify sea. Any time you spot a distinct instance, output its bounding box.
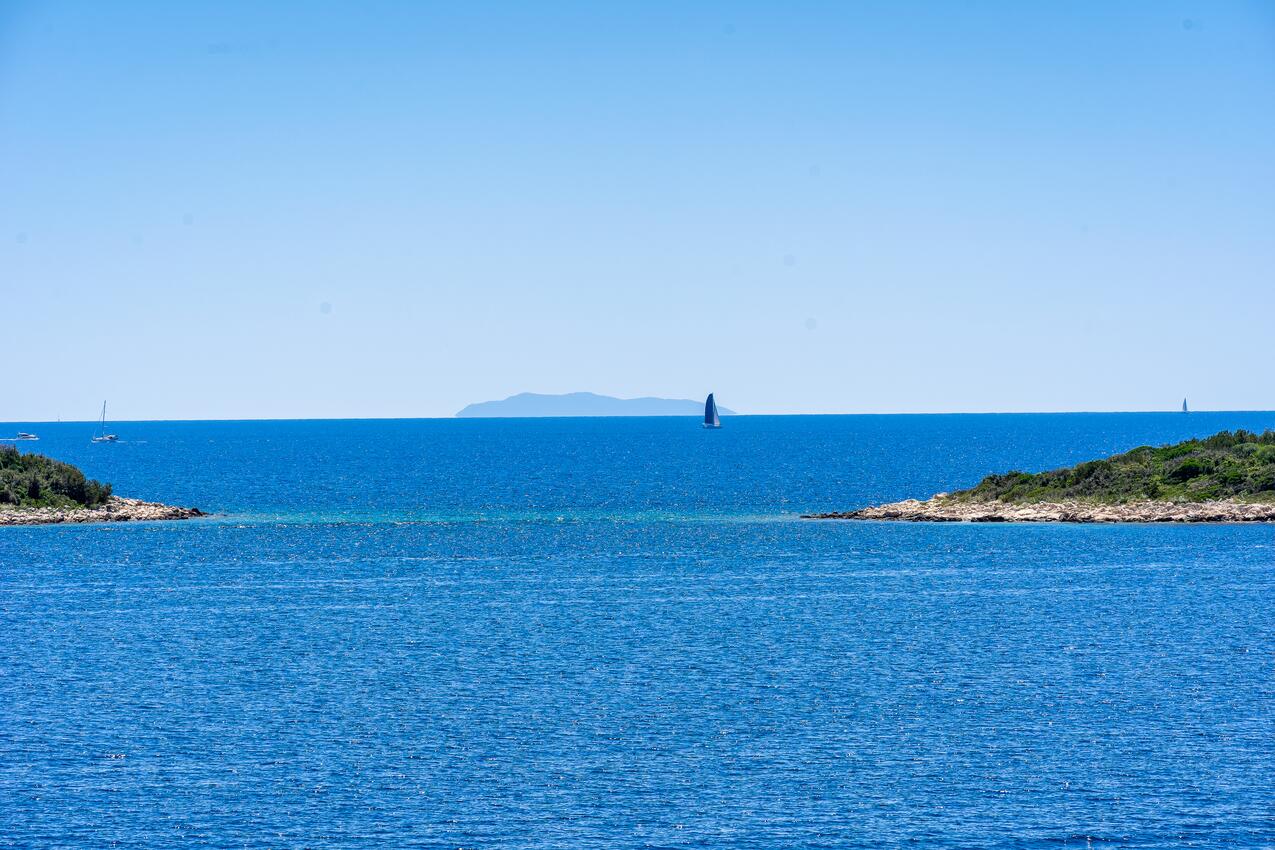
[2,413,1273,849]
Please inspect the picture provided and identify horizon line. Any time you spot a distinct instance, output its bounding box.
[4,409,1274,425]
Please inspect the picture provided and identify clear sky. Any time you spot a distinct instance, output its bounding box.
[2,1,1273,420]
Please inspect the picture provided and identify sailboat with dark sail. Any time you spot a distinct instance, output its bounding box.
[702,393,721,429]
[91,400,118,443]
[1182,398,1189,414]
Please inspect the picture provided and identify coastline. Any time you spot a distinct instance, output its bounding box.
[0,497,204,527]
[803,497,1275,523]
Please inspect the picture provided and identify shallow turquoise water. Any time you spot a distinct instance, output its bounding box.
[2,414,1273,847]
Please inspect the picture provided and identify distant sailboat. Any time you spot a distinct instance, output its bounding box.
[1182,398,1189,414]
[91,400,119,443]
[702,393,722,429]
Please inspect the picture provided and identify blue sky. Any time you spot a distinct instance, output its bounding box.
[2,1,1273,419]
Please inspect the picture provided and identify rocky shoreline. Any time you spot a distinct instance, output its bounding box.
[804,496,1275,523]
[0,497,205,527]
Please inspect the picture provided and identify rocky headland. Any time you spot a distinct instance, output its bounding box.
[805,497,1275,523]
[805,429,1275,524]
[1,445,203,526]
[0,496,205,526]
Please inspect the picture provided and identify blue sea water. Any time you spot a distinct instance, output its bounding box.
[2,413,1273,849]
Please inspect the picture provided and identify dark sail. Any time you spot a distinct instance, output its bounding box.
[704,393,720,428]
[1182,398,1189,413]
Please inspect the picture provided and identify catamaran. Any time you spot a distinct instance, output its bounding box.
[91,401,118,443]
[702,393,721,429]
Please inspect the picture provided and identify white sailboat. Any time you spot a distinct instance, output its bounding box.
[91,400,118,443]
[702,393,722,429]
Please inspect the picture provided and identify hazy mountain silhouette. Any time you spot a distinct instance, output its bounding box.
[456,392,736,418]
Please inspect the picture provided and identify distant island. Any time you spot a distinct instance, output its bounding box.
[0,446,203,526]
[456,392,736,418]
[807,430,1275,523]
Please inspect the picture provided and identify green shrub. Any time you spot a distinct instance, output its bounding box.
[1166,458,1211,482]
[951,430,1275,505]
[0,446,113,509]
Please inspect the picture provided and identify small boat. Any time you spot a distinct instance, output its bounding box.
[15,432,38,440]
[91,400,119,443]
[1182,398,1189,414]
[702,393,722,429]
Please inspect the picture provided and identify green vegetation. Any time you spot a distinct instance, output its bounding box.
[954,430,1275,505]
[0,446,112,509]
